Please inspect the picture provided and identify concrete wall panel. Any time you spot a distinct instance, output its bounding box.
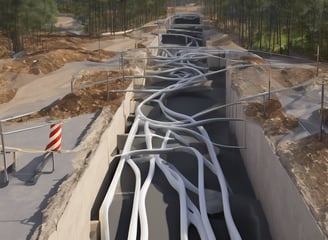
[47,85,134,240]
[226,71,324,240]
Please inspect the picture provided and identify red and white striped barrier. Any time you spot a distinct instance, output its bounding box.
[45,123,62,152]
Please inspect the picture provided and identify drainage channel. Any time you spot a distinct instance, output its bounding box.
[90,13,272,240]
[90,60,271,240]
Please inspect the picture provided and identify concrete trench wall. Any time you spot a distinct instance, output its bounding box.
[43,60,325,239]
[48,85,135,240]
[226,71,325,240]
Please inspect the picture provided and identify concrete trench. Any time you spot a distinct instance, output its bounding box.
[37,13,325,240]
[90,61,272,239]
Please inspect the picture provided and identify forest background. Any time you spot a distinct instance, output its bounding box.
[0,0,327,60]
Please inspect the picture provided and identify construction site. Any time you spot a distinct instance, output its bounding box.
[0,5,327,240]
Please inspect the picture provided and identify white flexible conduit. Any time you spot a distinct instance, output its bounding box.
[112,146,218,240]
[99,47,253,240]
[138,121,156,240]
[126,157,141,240]
[99,117,141,240]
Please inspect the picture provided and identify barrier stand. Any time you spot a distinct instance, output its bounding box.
[26,122,62,186]
[25,152,56,186]
[0,120,9,187]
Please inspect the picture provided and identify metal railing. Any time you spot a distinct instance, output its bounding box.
[317,73,328,140]
[0,112,59,187]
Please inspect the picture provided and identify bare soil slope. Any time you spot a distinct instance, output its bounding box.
[0,35,115,106]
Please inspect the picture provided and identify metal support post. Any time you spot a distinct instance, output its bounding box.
[320,83,325,141]
[157,23,160,46]
[0,121,8,186]
[268,64,271,101]
[12,152,16,172]
[121,52,125,81]
[50,152,55,173]
[317,46,325,142]
[106,71,110,101]
[98,34,101,60]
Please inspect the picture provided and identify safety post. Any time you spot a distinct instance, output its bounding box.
[45,122,62,152]
[45,122,63,172]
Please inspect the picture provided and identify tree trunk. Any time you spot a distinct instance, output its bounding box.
[11,31,24,53]
[286,14,291,55]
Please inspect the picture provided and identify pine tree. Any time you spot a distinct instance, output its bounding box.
[0,0,58,53]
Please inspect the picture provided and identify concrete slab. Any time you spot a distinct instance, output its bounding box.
[0,113,97,240]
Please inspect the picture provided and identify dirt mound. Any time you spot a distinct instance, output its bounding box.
[0,34,101,60]
[0,74,16,104]
[232,64,317,99]
[1,68,130,122]
[136,43,146,48]
[245,98,299,135]
[15,79,131,121]
[0,34,116,75]
[0,34,117,105]
[74,70,122,88]
[2,48,115,75]
[277,134,328,237]
[0,89,16,104]
[210,34,246,51]
[273,67,316,87]
[239,55,266,64]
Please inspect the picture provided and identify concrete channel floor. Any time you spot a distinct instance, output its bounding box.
[105,70,271,239]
